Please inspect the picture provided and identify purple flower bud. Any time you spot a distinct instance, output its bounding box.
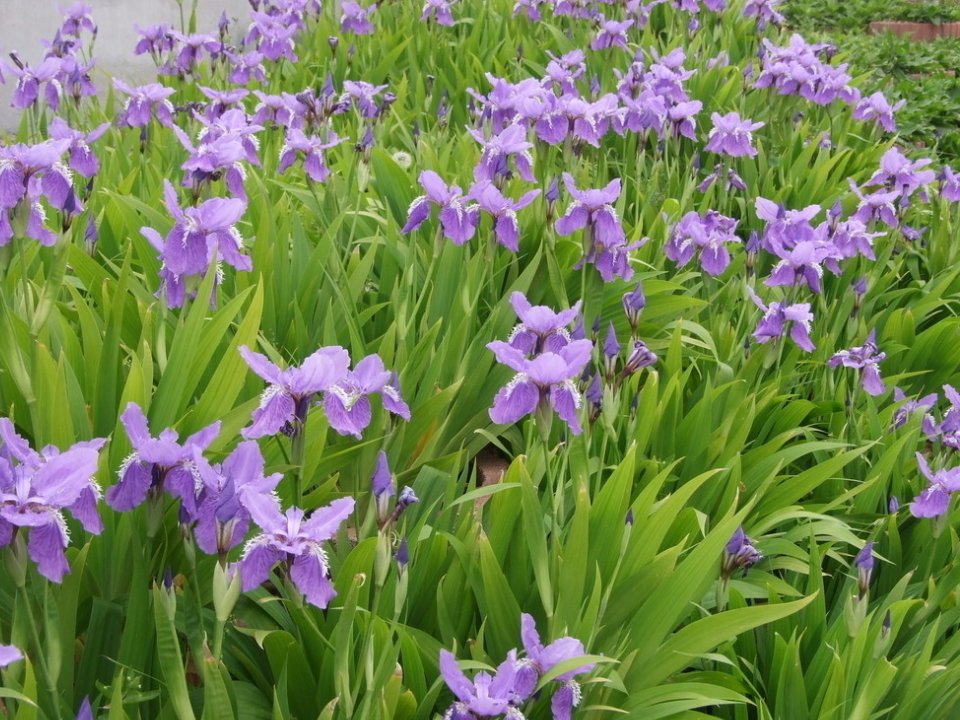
[625,508,634,526]
[888,496,900,513]
[853,277,868,296]
[398,486,418,509]
[622,283,646,329]
[328,36,339,52]
[603,323,621,377]
[546,176,561,204]
[396,538,409,567]
[854,542,874,599]
[372,451,395,521]
[727,169,748,192]
[623,340,657,376]
[84,216,98,254]
[571,313,586,341]
[882,610,891,637]
[722,527,762,579]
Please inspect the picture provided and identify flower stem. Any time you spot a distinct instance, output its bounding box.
[291,423,306,507]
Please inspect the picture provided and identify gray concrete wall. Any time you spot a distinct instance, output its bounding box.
[0,0,252,129]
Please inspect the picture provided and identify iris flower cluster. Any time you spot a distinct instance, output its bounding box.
[439,614,593,720]
[488,292,593,435]
[239,345,410,440]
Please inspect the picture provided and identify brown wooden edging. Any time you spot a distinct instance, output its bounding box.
[868,20,960,41]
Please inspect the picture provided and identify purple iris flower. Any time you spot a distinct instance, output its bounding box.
[722,527,762,579]
[402,170,480,244]
[754,197,825,253]
[194,441,282,557]
[591,18,633,51]
[194,109,263,168]
[59,3,97,38]
[466,74,546,133]
[613,88,668,137]
[828,332,886,396]
[865,147,935,205]
[705,112,764,157]
[754,35,856,106]
[665,210,741,276]
[439,649,521,719]
[6,56,62,110]
[246,12,299,63]
[278,83,350,130]
[667,100,702,140]
[506,291,581,355]
[556,173,639,282]
[848,180,899,228]
[134,24,177,62]
[252,91,294,127]
[853,92,903,133]
[934,385,960,448]
[0,419,105,582]
[0,139,75,246]
[422,0,456,25]
[227,50,268,85]
[515,0,550,20]
[279,129,345,183]
[322,354,411,439]
[830,219,883,261]
[487,339,593,434]
[553,0,601,18]
[911,452,960,518]
[171,125,250,201]
[42,29,80,61]
[106,403,220,516]
[743,0,785,29]
[48,118,109,178]
[696,163,747,193]
[747,288,815,352]
[56,55,97,107]
[198,86,249,121]
[469,123,535,185]
[707,51,730,70]
[140,182,250,307]
[544,50,586,94]
[239,493,355,608]
[239,344,350,439]
[0,645,22,668]
[940,167,960,202]
[468,180,540,252]
[892,388,938,431]
[170,32,220,76]
[765,237,841,293]
[341,80,388,118]
[341,1,377,35]
[513,0,546,21]
[113,80,176,128]
[519,613,593,717]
